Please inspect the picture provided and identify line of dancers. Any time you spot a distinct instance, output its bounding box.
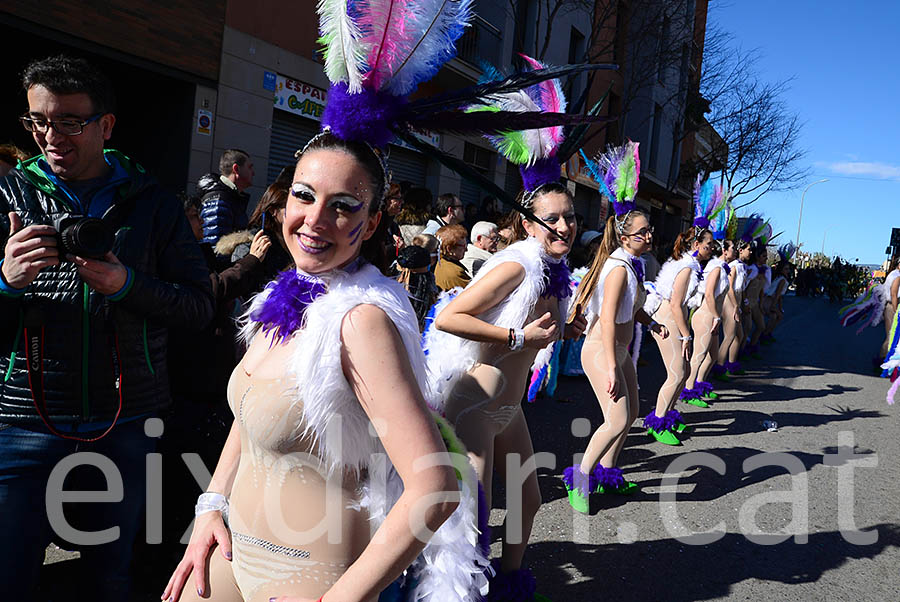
[164,2,800,601]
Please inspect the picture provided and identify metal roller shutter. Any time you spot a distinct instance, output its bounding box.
[267,111,321,185]
[385,146,427,187]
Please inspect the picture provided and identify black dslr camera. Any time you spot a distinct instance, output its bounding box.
[51,214,115,260]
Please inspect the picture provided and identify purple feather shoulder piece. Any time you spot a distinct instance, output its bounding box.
[542,259,572,299]
[250,270,328,345]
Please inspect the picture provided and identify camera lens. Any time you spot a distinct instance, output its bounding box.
[61,218,114,258]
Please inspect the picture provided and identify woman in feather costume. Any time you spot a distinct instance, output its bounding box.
[711,214,749,380]
[681,178,731,408]
[760,243,797,343]
[639,212,708,444]
[162,2,611,600]
[424,55,594,602]
[561,142,668,512]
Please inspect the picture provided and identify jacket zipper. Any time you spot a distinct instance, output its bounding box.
[82,283,90,420]
[143,319,155,375]
[4,308,24,382]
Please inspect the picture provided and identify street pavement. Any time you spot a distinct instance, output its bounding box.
[41,295,899,601]
[514,295,900,601]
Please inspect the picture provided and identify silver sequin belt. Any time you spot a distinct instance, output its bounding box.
[232,530,311,559]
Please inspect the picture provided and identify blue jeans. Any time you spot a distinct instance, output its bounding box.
[0,418,157,601]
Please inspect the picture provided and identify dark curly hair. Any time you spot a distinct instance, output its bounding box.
[22,55,116,115]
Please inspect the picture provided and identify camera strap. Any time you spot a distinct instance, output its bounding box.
[23,312,124,442]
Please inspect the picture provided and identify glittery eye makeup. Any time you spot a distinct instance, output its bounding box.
[291,183,365,214]
[327,196,365,214]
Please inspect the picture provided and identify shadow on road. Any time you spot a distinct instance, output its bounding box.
[526,524,900,601]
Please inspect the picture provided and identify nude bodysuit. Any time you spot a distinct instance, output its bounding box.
[182,366,372,602]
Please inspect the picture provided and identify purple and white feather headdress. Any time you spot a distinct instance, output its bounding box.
[313,1,615,225]
[580,140,641,233]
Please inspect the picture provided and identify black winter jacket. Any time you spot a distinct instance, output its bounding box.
[197,173,249,248]
[0,151,214,428]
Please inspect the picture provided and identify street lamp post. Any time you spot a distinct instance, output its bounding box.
[796,179,828,249]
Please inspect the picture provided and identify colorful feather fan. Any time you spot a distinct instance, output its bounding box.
[467,54,589,193]
[579,141,640,216]
[725,200,739,241]
[708,188,731,240]
[778,242,798,263]
[738,214,764,243]
[692,175,719,229]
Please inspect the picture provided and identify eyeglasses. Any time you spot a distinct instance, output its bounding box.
[20,113,104,136]
[623,226,654,238]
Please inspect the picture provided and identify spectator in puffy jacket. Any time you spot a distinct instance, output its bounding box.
[0,55,214,601]
[198,148,254,250]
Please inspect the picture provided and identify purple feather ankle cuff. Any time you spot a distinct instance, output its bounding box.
[725,361,742,372]
[666,409,684,426]
[487,559,537,602]
[562,465,597,497]
[594,465,625,489]
[680,387,700,400]
[643,411,674,432]
[711,364,727,375]
[696,381,714,394]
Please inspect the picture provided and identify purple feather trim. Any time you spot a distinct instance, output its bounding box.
[693,216,710,229]
[250,270,328,344]
[643,411,675,432]
[562,465,597,497]
[542,259,572,299]
[594,465,625,489]
[613,200,637,217]
[320,82,406,147]
[679,387,700,400]
[487,559,537,602]
[476,480,491,557]
[725,361,743,372]
[695,381,714,395]
[666,409,684,426]
[631,255,645,282]
[711,364,727,376]
[520,157,561,192]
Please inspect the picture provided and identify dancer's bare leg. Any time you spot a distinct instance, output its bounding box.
[652,304,689,416]
[749,304,766,347]
[698,330,720,382]
[881,304,895,357]
[717,297,738,362]
[580,342,631,472]
[685,309,714,389]
[493,408,541,573]
[443,363,507,510]
[601,349,639,468]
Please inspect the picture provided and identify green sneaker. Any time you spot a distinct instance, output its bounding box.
[648,427,681,445]
[674,421,688,433]
[712,372,731,382]
[683,397,710,408]
[702,391,719,400]
[728,368,747,376]
[599,480,639,495]
[566,486,590,514]
[534,594,553,602]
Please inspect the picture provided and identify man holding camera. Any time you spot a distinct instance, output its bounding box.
[0,56,213,600]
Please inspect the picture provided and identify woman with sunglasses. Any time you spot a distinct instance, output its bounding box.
[563,142,667,511]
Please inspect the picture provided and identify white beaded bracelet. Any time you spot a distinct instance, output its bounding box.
[510,328,525,351]
[196,492,229,523]
[677,335,693,341]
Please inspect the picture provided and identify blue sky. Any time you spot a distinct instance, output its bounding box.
[708,1,900,264]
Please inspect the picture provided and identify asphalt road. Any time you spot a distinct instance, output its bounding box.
[41,295,899,601]
[512,295,900,601]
